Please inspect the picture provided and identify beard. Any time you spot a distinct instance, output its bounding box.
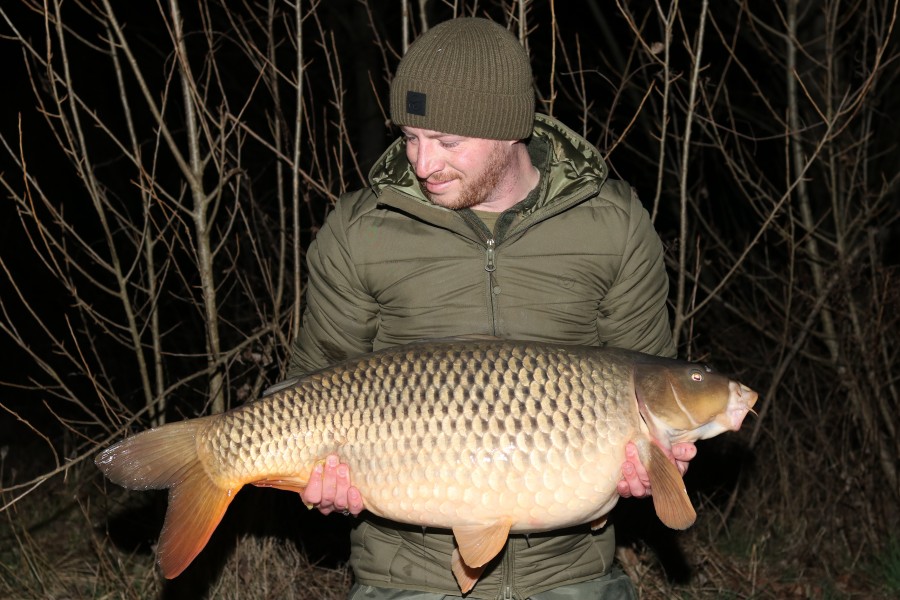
[420,142,512,210]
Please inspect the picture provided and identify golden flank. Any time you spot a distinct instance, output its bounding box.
[96,337,757,593]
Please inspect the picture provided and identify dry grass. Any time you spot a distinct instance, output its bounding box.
[0,473,160,599]
[207,537,351,600]
[0,460,352,599]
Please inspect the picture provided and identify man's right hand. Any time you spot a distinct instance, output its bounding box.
[301,453,365,516]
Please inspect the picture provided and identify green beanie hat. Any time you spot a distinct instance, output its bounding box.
[390,17,535,140]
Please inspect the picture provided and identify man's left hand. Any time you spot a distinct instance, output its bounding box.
[617,441,696,499]
[301,454,365,516]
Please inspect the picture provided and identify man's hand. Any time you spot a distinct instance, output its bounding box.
[301,454,365,516]
[617,442,696,499]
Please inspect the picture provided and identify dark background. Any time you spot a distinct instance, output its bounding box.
[1,1,898,597]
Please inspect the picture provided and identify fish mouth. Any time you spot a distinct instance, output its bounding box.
[726,381,758,431]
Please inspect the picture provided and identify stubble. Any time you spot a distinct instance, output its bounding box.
[420,142,512,210]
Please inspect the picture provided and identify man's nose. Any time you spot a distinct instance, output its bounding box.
[413,142,440,179]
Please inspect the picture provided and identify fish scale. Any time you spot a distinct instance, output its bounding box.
[196,341,636,532]
[95,337,757,592]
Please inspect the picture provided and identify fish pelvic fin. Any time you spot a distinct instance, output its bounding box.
[646,442,696,529]
[451,518,512,569]
[451,548,487,594]
[95,418,238,578]
[449,518,512,592]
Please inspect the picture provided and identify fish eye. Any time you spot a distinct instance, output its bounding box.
[690,369,704,382]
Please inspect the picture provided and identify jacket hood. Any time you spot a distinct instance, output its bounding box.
[368,113,608,212]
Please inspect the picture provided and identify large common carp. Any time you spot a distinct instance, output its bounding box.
[95,338,757,592]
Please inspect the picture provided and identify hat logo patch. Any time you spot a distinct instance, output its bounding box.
[406,91,426,116]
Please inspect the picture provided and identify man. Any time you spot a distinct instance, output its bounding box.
[288,17,696,600]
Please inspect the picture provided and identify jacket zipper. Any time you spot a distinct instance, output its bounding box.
[445,210,499,335]
[500,539,514,600]
[484,238,496,272]
[484,237,498,335]
[457,187,596,338]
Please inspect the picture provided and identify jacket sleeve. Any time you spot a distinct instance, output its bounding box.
[286,196,379,377]
[597,187,676,358]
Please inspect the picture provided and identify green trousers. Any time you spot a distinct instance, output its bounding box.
[347,569,637,600]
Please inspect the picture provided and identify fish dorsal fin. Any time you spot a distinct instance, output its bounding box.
[261,376,301,397]
[647,443,697,529]
[451,548,487,594]
[451,519,512,568]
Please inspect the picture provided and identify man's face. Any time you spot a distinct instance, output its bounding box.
[401,126,515,211]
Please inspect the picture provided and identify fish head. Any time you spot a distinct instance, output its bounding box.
[633,358,758,445]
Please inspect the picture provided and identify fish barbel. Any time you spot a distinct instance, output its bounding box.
[95,338,757,592]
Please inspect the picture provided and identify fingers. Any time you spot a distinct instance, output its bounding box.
[300,454,364,516]
[619,442,651,499]
[620,459,649,498]
[319,454,340,514]
[347,485,365,516]
[619,442,700,498]
[672,442,697,476]
[301,462,325,507]
[332,461,351,512]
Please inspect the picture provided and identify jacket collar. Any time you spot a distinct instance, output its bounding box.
[368,114,608,231]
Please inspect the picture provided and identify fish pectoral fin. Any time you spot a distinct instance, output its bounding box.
[590,516,608,530]
[451,547,487,594]
[647,443,697,530]
[251,477,308,493]
[451,518,512,569]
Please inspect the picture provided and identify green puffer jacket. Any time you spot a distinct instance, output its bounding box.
[288,113,675,599]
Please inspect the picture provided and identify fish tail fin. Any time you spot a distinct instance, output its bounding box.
[95,418,238,578]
